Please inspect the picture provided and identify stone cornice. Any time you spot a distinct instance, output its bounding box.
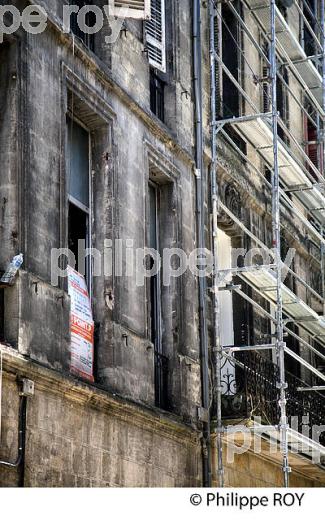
[0,344,200,447]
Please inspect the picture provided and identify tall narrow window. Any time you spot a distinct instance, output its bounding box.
[70,0,95,51]
[302,0,317,58]
[66,117,91,291]
[145,0,166,72]
[261,36,289,142]
[304,100,323,177]
[150,69,165,121]
[261,37,270,114]
[218,229,234,347]
[218,230,235,394]
[220,0,243,118]
[148,182,168,410]
[280,235,300,377]
[276,64,289,142]
[216,1,247,155]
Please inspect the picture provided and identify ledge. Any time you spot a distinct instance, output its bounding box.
[0,343,201,447]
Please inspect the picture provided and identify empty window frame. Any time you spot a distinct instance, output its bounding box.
[148,181,169,410]
[66,116,92,293]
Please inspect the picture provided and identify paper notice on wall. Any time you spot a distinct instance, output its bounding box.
[67,266,94,382]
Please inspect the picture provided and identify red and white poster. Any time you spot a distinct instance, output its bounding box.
[67,266,94,382]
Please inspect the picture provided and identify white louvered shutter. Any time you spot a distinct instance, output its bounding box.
[110,0,151,19]
[145,0,166,72]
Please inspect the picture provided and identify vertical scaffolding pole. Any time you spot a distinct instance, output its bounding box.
[322,0,325,126]
[270,0,290,487]
[193,0,212,488]
[321,0,325,315]
[209,0,224,488]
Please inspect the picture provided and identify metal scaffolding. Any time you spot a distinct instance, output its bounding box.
[209,0,325,487]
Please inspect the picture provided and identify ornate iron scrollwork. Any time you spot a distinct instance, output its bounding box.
[219,350,325,446]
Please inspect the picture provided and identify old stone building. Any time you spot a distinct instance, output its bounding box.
[0,0,325,487]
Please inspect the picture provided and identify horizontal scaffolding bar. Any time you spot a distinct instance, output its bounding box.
[213,112,272,126]
[224,424,277,434]
[297,386,325,392]
[222,343,276,352]
[218,264,276,275]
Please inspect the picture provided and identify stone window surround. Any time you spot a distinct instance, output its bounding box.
[59,64,116,293]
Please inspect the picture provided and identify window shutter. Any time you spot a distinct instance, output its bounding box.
[145,0,166,73]
[110,0,151,20]
[261,38,270,113]
[214,10,223,118]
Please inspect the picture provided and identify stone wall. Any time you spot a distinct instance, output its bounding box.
[0,348,202,487]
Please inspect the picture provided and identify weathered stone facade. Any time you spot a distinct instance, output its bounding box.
[0,0,204,487]
[0,0,324,487]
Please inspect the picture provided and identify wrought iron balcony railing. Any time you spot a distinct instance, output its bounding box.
[219,350,325,447]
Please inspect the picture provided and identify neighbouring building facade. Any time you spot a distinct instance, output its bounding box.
[0,0,324,487]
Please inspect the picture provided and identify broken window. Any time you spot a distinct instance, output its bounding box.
[66,117,92,291]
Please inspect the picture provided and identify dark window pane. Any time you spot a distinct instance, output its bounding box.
[150,70,165,122]
[70,0,95,51]
[67,118,90,208]
[68,202,88,275]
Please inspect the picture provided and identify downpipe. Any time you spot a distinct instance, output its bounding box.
[193,0,212,488]
[0,382,28,487]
